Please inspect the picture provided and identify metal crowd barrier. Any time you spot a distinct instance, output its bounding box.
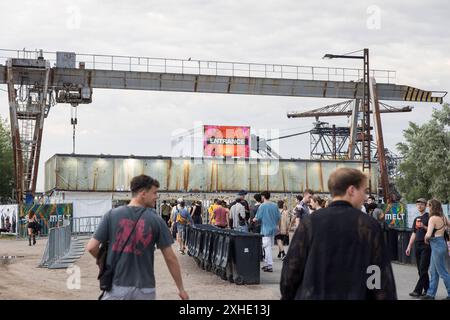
[39,223,86,269]
[71,216,103,235]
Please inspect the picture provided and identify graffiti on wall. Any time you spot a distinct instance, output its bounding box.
[382,202,407,228]
[21,203,73,223]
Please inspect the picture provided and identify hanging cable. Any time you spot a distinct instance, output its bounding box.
[71,104,78,154]
[266,129,311,142]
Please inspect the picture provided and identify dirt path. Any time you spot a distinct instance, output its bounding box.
[0,237,279,300]
[3,237,445,300]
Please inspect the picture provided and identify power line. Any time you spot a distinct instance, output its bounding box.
[342,49,364,56]
[266,129,311,142]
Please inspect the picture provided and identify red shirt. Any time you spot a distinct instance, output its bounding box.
[214,207,228,227]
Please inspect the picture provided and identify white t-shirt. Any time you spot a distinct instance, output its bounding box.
[230,202,246,229]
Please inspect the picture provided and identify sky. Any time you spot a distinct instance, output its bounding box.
[0,0,449,192]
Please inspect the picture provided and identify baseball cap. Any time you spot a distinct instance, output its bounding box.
[237,190,247,196]
[416,198,427,204]
[177,197,184,203]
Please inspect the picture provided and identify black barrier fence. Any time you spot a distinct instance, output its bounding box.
[185,224,262,285]
[383,227,416,264]
[185,225,449,282]
[387,227,450,270]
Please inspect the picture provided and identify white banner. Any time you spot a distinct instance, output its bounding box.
[407,203,450,229]
[0,204,19,234]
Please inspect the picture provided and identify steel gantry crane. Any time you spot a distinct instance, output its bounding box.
[287,95,415,202]
[0,48,446,203]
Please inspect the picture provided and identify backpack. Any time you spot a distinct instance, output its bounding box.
[176,208,189,225]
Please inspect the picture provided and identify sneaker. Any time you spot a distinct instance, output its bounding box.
[420,295,435,300]
[409,292,421,298]
[263,267,273,272]
[261,265,269,270]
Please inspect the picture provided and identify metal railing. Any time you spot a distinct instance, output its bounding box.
[39,222,86,269]
[71,216,102,235]
[0,48,396,83]
[39,224,71,267]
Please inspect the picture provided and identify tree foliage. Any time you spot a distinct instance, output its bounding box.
[0,116,14,203]
[396,103,450,203]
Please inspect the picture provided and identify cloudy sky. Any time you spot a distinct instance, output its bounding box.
[0,0,449,192]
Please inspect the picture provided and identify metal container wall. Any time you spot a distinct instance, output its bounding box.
[45,154,378,193]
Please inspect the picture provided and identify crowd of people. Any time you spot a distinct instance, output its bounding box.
[406,198,450,300]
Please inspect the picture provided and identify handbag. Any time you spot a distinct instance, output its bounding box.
[443,217,449,242]
[97,208,144,299]
[442,217,450,257]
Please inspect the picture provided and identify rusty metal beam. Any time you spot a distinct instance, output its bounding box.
[6,62,24,203]
[287,107,413,118]
[5,58,50,203]
[370,77,389,203]
[0,65,446,102]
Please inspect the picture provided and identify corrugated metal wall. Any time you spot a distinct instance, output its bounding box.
[45,154,378,193]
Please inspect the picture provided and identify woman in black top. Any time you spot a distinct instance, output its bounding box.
[190,201,203,225]
[26,210,38,246]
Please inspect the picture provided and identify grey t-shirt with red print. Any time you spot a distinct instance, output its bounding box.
[94,205,173,289]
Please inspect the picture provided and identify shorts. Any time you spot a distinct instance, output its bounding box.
[101,285,156,300]
[176,223,186,239]
[274,234,289,246]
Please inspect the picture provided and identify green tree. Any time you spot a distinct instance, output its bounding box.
[396,103,450,203]
[0,116,14,203]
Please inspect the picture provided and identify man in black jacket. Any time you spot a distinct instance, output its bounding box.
[280,167,397,300]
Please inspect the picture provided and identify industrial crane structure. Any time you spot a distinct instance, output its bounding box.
[0,48,446,203]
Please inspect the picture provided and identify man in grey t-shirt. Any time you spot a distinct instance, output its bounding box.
[87,175,189,300]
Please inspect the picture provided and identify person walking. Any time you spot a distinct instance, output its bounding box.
[190,201,203,225]
[253,191,281,273]
[212,200,229,229]
[26,211,38,246]
[208,199,220,225]
[275,200,290,260]
[159,200,172,226]
[421,199,450,300]
[293,190,313,227]
[405,198,431,297]
[230,198,247,232]
[309,195,326,214]
[280,167,397,300]
[172,200,193,255]
[249,193,262,233]
[86,175,189,300]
